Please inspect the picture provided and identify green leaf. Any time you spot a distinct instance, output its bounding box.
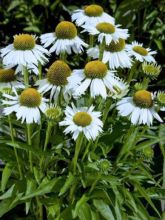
[91,210,100,220]
[21,178,61,200]
[77,203,92,220]
[93,199,115,220]
[59,172,75,196]
[0,184,15,200]
[134,183,160,217]
[25,179,37,214]
[1,163,13,192]
[6,141,50,157]
[73,194,89,218]
[0,193,23,217]
[7,0,21,11]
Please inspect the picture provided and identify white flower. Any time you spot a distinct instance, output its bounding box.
[160,107,165,111]
[87,39,132,69]
[14,63,41,76]
[126,41,156,63]
[68,60,128,99]
[117,90,163,126]
[36,60,73,102]
[0,34,49,68]
[40,21,88,55]
[82,22,129,45]
[71,4,114,26]
[59,103,103,140]
[0,68,24,93]
[2,88,47,124]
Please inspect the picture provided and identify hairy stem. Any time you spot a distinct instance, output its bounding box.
[27,124,33,173]
[8,115,23,179]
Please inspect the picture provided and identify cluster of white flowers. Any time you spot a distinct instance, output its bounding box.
[0,4,163,141]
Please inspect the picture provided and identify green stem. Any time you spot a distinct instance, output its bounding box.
[27,124,33,172]
[40,122,52,169]
[44,122,52,151]
[142,77,150,89]
[127,61,138,83]
[36,197,43,220]
[116,126,138,163]
[38,62,42,80]
[102,99,112,124]
[99,39,105,61]
[72,134,83,174]
[60,52,66,61]
[8,115,23,179]
[89,35,94,48]
[82,141,92,161]
[89,174,100,194]
[23,66,29,87]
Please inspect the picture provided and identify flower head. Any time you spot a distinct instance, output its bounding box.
[87,39,132,69]
[59,104,103,140]
[2,88,47,124]
[156,91,165,111]
[36,60,73,102]
[126,41,156,63]
[0,68,24,92]
[142,62,161,79]
[1,34,49,68]
[83,22,129,45]
[40,21,87,55]
[68,60,128,99]
[45,105,62,123]
[97,159,111,174]
[117,90,163,125]
[72,4,114,26]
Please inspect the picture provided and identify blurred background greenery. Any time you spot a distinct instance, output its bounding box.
[0,0,164,87]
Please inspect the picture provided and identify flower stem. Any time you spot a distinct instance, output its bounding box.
[27,124,33,173]
[127,61,138,83]
[60,52,66,61]
[116,126,138,162]
[142,77,150,89]
[72,134,83,174]
[82,141,92,161]
[99,39,105,61]
[89,174,100,194]
[102,99,112,124]
[40,122,52,169]
[38,62,42,80]
[36,197,43,220]
[89,35,94,48]
[23,66,29,87]
[43,122,52,152]
[8,115,23,179]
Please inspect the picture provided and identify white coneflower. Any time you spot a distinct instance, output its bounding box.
[142,62,161,79]
[40,21,88,55]
[82,22,129,45]
[87,38,132,69]
[2,88,47,124]
[68,60,128,99]
[14,63,41,76]
[0,34,49,68]
[126,41,156,63]
[59,104,103,140]
[36,60,73,102]
[0,68,24,92]
[72,4,114,26]
[117,90,163,125]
